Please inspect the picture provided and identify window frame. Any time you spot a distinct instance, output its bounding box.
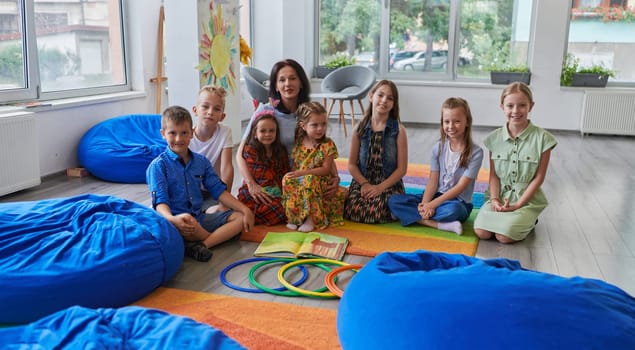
[316,0,537,83]
[0,0,131,104]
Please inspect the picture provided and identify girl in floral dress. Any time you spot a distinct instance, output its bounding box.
[237,110,289,225]
[282,102,346,232]
[344,80,408,224]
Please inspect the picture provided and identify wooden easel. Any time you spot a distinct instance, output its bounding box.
[149,5,167,114]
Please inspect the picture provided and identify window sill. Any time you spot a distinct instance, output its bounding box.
[0,91,147,116]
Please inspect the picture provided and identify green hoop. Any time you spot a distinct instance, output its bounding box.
[249,259,332,297]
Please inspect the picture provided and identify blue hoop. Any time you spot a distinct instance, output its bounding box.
[220,257,308,293]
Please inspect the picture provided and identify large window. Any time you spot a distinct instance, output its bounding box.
[318,0,533,81]
[567,0,635,84]
[0,0,128,103]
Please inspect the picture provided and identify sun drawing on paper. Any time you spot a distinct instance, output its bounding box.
[196,1,237,92]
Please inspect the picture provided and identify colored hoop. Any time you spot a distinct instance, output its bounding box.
[325,264,363,298]
[249,259,333,297]
[220,257,308,293]
[277,258,349,298]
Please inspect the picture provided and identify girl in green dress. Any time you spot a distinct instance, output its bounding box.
[474,82,557,243]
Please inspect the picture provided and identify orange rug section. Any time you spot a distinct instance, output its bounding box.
[134,287,340,350]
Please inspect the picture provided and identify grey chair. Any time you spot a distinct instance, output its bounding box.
[242,66,270,108]
[312,65,376,136]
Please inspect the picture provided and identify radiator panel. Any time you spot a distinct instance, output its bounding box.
[0,115,41,197]
[581,91,635,136]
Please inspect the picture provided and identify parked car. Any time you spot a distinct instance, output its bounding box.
[390,51,418,68]
[354,51,377,68]
[392,50,448,71]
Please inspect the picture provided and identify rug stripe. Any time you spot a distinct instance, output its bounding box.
[135,287,339,350]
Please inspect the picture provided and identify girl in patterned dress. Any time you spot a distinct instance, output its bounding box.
[237,110,289,225]
[282,102,346,232]
[344,80,408,224]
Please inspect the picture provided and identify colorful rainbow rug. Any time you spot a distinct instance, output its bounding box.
[241,160,489,257]
[134,287,339,350]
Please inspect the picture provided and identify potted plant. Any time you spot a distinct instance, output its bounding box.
[561,54,615,87]
[489,64,531,85]
[314,54,355,78]
[571,65,615,87]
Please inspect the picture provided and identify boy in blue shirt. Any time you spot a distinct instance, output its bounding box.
[147,106,254,262]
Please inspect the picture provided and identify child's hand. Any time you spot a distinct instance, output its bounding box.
[361,183,381,199]
[417,202,435,219]
[496,198,520,212]
[172,213,197,239]
[323,176,340,198]
[247,182,272,204]
[285,170,304,179]
[242,210,255,233]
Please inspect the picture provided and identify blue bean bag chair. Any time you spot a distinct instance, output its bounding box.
[0,194,183,324]
[0,305,244,349]
[338,250,635,349]
[78,114,166,183]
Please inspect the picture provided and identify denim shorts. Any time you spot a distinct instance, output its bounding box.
[201,209,233,233]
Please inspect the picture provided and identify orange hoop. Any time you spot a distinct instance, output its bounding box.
[324,264,363,297]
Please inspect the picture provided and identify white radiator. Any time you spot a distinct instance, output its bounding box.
[581,90,635,136]
[0,114,41,197]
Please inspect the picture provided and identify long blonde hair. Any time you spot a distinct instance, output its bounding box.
[439,97,474,168]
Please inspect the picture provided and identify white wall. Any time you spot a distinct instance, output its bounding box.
[251,0,588,131]
[10,0,617,180]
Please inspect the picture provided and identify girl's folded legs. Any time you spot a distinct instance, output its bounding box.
[286,223,298,230]
[437,220,463,235]
[298,216,315,232]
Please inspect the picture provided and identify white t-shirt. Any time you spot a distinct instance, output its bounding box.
[189,124,233,169]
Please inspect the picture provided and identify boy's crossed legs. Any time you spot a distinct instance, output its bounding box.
[184,210,244,262]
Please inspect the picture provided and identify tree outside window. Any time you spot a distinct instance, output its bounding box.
[318,0,532,81]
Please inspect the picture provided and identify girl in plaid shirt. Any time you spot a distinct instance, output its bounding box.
[237,110,289,225]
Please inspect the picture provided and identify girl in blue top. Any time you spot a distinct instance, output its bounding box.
[389,98,483,234]
[344,80,408,224]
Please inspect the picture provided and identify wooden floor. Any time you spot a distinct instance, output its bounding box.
[2,119,634,309]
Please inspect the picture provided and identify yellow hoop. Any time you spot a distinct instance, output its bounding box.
[277,258,349,298]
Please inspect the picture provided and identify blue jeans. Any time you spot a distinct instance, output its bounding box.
[388,192,473,226]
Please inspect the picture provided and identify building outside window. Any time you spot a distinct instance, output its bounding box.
[0,0,128,103]
[568,0,635,83]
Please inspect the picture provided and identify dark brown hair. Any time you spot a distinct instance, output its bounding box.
[356,80,400,136]
[245,113,287,168]
[268,59,311,113]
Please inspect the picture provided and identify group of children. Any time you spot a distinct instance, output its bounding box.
[147,58,557,262]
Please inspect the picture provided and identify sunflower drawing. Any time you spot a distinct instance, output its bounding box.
[196,1,237,92]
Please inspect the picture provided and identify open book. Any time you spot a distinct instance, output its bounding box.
[253,231,348,261]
